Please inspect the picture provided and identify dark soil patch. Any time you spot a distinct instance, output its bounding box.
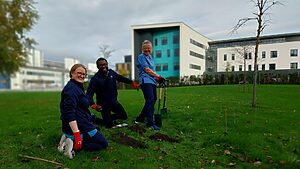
[112,132,147,149]
[149,133,180,143]
[128,125,146,135]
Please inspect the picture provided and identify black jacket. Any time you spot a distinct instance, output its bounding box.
[60,79,96,134]
[86,69,133,106]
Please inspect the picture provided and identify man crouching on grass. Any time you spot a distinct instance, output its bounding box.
[57,64,108,159]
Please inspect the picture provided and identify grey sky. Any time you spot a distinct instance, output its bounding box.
[29,0,300,67]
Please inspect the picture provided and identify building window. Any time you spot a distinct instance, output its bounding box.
[155,64,161,71]
[174,48,179,57]
[248,53,252,59]
[290,49,298,57]
[190,50,204,59]
[161,37,167,45]
[270,51,277,58]
[224,54,227,61]
[290,62,298,69]
[156,50,161,58]
[248,65,252,71]
[167,49,170,57]
[269,63,276,70]
[244,53,248,59]
[173,35,179,44]
[189,64,201,70]
[190,38,205,49]
[174,64,179,71]
[231,66,235,72]
[262,64,265,70]
[262,51,266,58]
[239,65,242,71]
[162,64,168,71]
[231,54,235,60]
[154,39,158,46]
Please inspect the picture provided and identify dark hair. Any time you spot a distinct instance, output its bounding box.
[96,58,107,65]
[69,64,86,78]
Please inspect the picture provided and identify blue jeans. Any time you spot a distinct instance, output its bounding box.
[136,83,157,126]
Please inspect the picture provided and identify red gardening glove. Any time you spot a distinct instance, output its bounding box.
[91,104,102,112]
[91,104,97,110]
[132,81,139,90]
[73,131,82,151]
[155,76,165,84]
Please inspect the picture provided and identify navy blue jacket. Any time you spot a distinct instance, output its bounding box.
[86,69,133,106]
[60,79,96,135]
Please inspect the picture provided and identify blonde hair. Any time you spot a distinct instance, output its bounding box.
[69,64,87,78]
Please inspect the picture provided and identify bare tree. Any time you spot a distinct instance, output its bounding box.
[98,44,115,59]
[232,0,282,107]
[232,45,254,82]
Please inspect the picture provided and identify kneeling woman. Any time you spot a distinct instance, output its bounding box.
[59,64,108,159]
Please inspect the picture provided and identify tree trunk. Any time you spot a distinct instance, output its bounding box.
[252,0,263,107]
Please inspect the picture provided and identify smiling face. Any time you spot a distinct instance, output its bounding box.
[97,59,108,75]
[142,41,152,56]
[71,66,86,83]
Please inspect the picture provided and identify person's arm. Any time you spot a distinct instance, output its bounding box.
[114,70,133,84]
[144,67,160,78]
[69,120,79,132]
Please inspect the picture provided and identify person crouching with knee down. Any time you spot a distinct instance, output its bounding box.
[57,64,108,159]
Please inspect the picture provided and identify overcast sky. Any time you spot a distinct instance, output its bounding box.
[28,0,300,67]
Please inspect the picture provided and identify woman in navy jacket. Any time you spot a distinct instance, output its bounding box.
[59,64,108,159]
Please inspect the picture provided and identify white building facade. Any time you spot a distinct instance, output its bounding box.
[208,33,300,73]
[0,48,96,91]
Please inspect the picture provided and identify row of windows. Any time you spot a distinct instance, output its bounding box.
[26,71,56,77]
[234,62,298,71]
[223,49,298,61]
[189,64,201,70]
[190,50,204,59]
[156,64,179,71]
[154,48,179,58]
[154,35,179,46]
[190,38,206,49]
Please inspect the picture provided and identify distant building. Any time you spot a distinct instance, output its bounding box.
[131,22,300,81]
[0,49,95,91]
[131,22,210,80]
[207,32,300,72]
[115,55,132,78]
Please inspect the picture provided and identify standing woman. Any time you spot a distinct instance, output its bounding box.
[135,40,165,130]
[59,64,108,159]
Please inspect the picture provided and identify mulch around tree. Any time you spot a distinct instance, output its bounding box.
[149,133,180,143]
[112,132,147,149]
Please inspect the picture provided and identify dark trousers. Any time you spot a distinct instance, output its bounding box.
[136,83,157,126]
[83,131,108,151]
[100,101,128,128]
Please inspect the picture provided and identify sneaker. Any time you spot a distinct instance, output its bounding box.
[57,134,66,153]
[64,138,75,159]
[134,120,145,124]
[112,123,128,128]
[149,125,160,131]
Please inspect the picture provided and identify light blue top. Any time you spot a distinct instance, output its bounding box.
[137,53,156,85]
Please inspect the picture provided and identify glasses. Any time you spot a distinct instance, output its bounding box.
[76,72,86,77]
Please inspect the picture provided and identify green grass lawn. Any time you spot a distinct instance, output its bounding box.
[0,85,299,169]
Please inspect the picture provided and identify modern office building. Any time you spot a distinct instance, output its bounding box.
[208,32,300,73]
[131,22,300,81]
[131,22,211,80]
